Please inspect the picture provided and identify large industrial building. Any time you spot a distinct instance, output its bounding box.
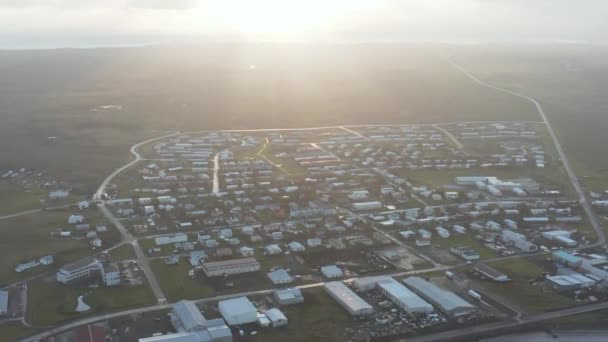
[141,300,232,342]
[218,297,258,326]
[403,277,477,319]
[323,281,374,317]
[201,258,260,277]
[552,251,608,287]
[353,276,392,292]
[376,278,434,315]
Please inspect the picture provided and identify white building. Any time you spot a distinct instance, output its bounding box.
[264,244,283,255]
[306,238,323,248]
[352,201,382,211]
[502,230,538,252]
[323,281,374,317]
[265,308,288,327]
[155,233,188,246]
[267,268,293,284]
[219,297,257,325]
[403,277,477,319]
[377,278,434,315]
[68,215,85,225]
[274,288,304,305]
[287,241,306,253]
[56,259,120,286]
[49,190,69,200]
[239,246,255,257]
[201,258,260,277]
[101,263,121,286]
[56,259,101,284]
[321,265,343,279]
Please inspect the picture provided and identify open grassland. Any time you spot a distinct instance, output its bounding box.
[450,46,608,185]
[26,277,155,326]
[431,234,498,261]
[0,183,46,216]
[109,243,136,261]
[149,258,214,302]
[0,45,541,189]
[0,209,93,286]
[0,322,40,342]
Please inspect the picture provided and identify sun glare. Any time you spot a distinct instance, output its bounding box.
[200,0,373,39]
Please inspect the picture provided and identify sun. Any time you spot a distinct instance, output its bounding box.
[200,0,370,39]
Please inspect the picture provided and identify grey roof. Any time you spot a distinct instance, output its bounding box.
[267,268,292,284]
[173,300,206,331]
[377,278,433,313]
[403,277,476,315]
[218,296,257,322]
[206,323,232,340]
[265,308,287,323]
[324,281,373,315]
[321,265,343,278]
[274,288,303,301]
[0,290,8,313]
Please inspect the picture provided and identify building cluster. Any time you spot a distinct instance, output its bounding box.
[325,275,477,322]
[548,251,608,291]
[56,257,121,287]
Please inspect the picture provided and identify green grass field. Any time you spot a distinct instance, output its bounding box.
[109,243,136,261]
[431,234,498,260]
[0,322,39,342]
[0,210,93,286]
[0,187,45,216]
[26,278,155,326]
[149,258,215,302]
[251,287,350,342]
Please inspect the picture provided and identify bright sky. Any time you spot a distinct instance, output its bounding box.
[0,0,606,48]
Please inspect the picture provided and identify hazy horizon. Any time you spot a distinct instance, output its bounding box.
[1,0,607,49]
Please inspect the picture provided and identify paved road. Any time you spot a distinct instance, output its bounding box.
[212,152,221,194]
[98,204,166,303]
[339,126,370,141]
[447,58,606,246]
[0,209,42,221]
[0,204,75,222]
[432,123,469,156]
[92,133,178,304]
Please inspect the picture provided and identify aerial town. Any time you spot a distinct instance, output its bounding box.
[3,122,608,342]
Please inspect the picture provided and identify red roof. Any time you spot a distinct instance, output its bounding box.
[75,325,105,342]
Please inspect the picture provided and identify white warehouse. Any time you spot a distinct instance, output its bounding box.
[218,297,257,326]
[403,277,477,319]
[377,278,434,315]
[323,281,374,317]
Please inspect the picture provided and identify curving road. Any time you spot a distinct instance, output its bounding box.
[447,58,606,246]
